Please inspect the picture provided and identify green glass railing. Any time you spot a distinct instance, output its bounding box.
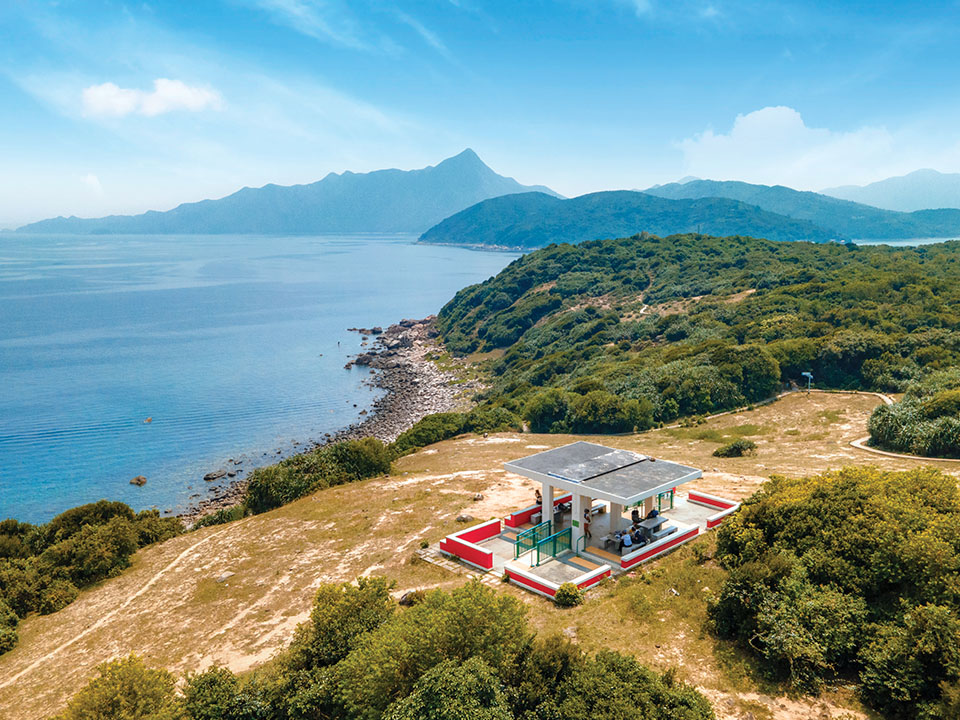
[515,519,552,559]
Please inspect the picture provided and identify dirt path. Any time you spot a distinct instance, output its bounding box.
[0,528,227,691]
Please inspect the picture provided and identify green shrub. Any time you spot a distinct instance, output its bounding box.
[710,467,960,715]
[712,439,757,457]
[553,583,584,608]
[0,598,18,655]
[244,437,391,514]
[192,505,247,529]
[383,657,512,720]
[38,579,80,615]
[54,655,184,720]
[390,413,467,456]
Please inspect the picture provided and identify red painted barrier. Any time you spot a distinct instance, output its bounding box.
[577,567,611,590]
[506,568,557,598]
[621,526,699,569]
[439,536,493,570]
[504,493,572,528]
[688,490,736,510]
[455,519,502,544]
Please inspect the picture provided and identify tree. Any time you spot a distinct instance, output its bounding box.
[303,577,396,668]
[55,655,184,720]
[336,581,530,720]
[382,657,512,720]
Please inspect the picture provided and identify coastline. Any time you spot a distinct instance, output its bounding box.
[178,316,478,525]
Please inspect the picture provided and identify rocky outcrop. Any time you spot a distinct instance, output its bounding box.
[130,475,147,486]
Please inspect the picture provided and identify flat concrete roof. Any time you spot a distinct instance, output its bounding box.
[504,441,701,506]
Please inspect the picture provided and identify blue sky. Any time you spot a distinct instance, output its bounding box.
[3,1,960,226]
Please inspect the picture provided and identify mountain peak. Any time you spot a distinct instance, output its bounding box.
[438,148,487,170]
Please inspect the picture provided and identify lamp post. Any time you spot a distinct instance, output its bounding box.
[801,371,813,393]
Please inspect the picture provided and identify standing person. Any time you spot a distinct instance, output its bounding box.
[535,488,542,506]
[582,506,592,539]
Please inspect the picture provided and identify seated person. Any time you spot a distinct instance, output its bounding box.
[631,508,641,524]
[631,528,644,546]
[618,530,634,553]
[645,508,660,520]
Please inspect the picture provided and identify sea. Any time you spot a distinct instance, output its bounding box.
[0,234,519,523]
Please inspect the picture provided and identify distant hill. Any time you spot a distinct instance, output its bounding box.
[418,190,840,249]
[16,150,560,235]
[645,179,960,240]
[822,169,960,212]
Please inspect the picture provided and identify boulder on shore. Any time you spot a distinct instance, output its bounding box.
[204,469,227,481]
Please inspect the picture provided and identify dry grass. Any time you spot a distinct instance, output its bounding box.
[0,391,948,719]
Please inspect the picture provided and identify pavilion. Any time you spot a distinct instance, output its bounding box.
[503,441,703,552]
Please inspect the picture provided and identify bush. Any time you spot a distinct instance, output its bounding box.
[38,579,80,615]
[710,467,960,715]
[0,598,18,654]
[244,437,392,514]
[382,657,512,720]
[713,439,757,457]
[54,655,184,720]
[192,505,247,529]
[553,583,584,608]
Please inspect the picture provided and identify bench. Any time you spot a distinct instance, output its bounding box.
[651,525,678,542]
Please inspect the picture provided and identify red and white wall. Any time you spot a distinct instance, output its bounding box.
[504,560,611,600]
[687,490,741,529]
[439,518,502,571]
[620,521,700,570]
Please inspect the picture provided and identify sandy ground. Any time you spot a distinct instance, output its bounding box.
[0,390,950,719]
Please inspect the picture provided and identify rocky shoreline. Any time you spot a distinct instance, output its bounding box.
[178,316,478,526]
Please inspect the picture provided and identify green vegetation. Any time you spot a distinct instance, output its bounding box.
[58,579,715,720]
[0,502,182,657]
[419,190,839,248]
[553,582,584,607]
[869,369,960,457]
[436,233,960,449]
[240,409,520,516]
[709,466,960,718]
[712,439,757,457]
[54,655,185,720]
[243,437,394,514]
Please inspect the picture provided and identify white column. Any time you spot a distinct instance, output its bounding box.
[610,502,623,533]
[542,483,554,526]
[571,493,584,549]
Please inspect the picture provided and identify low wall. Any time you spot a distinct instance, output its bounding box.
[505,560,611,600]
[439,518,501,571]
[620,523,700,570]
[687,490,741,529]
[504,493,573,528]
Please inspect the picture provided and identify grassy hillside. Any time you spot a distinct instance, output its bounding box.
[0,391,926,720]
[437,233,960,437]
[646,179,960,239]
[418,191,840,248]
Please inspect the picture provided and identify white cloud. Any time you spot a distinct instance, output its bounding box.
[395,11,450,58]
[80,173,103,194]
[678,106,901,189]
[248,0,365,49]
[82,79,222,118]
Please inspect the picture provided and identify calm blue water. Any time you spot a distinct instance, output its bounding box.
[0,234,518,523]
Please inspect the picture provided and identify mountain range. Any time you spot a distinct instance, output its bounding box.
[644,179,960,240]
[15,149,558,235]
[419,190,839,248]
[822,169,960,212]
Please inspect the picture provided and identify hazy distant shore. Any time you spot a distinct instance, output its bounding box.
[178,317,475,525]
